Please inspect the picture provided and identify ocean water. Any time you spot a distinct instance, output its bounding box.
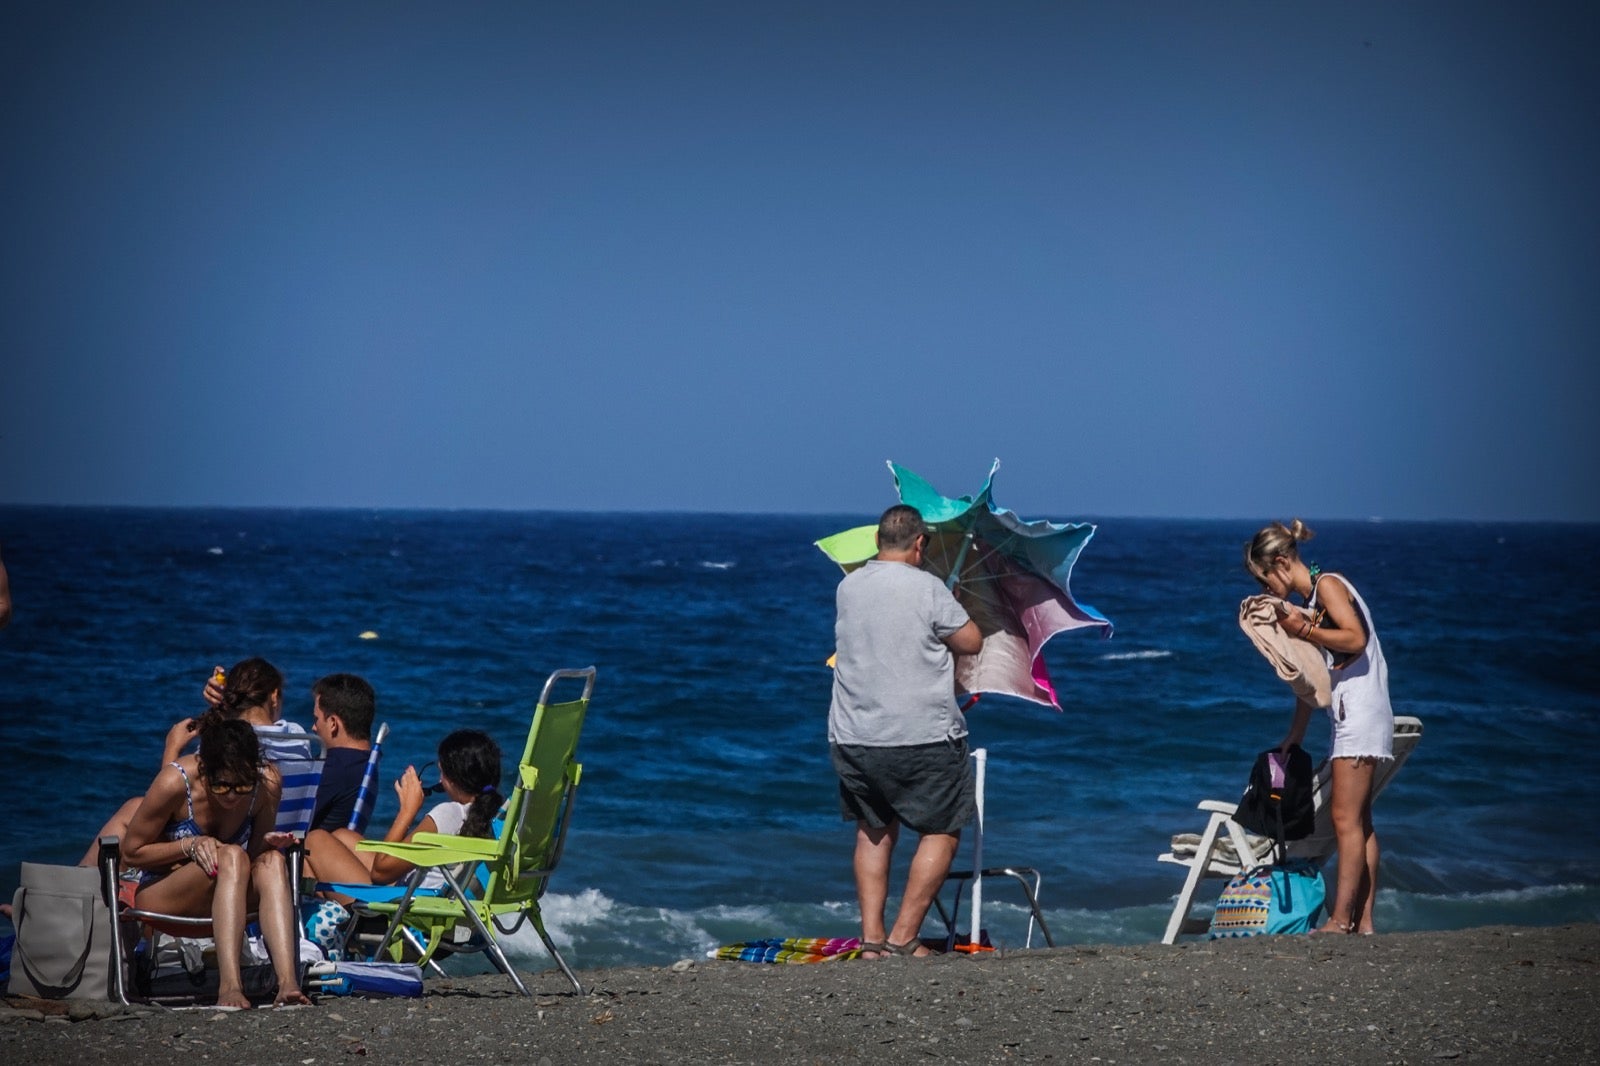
[2,508,1597,975]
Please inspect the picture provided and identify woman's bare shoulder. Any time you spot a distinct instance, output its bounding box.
[149,758,192,791]
[1318,571,1358,601]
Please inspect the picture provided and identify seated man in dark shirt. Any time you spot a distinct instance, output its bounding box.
[309,673,378,833]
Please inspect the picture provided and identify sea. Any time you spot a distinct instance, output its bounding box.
[1,508,1597,976]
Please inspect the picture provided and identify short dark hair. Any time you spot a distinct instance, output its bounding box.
[197,718,263,785]
[877,504,928,551]
[312,673,375,740]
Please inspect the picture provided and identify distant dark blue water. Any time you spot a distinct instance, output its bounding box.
[2,508,1596,974]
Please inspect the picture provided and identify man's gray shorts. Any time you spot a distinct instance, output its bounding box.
[831,738,975,836]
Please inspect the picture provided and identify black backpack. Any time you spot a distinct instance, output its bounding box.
[1233,744,1316,852]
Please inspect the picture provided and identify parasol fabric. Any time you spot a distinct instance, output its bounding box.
[816,460,1111,708]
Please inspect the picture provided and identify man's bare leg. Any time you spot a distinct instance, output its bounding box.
[853,821,897,958]
[887,831,960,956]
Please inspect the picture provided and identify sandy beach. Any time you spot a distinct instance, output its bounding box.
[4,924,1596,1064]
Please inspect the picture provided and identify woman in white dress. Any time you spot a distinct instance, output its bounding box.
[1246,519,1395,935]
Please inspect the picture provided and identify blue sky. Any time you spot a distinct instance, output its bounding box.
[3,3,1595,521]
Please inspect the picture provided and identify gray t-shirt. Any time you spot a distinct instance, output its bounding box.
[828,559,972,747]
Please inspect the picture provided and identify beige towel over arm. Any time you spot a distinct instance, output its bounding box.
[1238,594,1332,709]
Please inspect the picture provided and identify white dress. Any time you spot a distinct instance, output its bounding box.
[1309,573,1394,761]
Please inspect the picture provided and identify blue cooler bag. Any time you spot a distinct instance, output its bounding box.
[306,960,424,998]
[1209,859,1327,938]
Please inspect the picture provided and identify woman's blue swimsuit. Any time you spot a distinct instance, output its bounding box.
[135,762,256,887]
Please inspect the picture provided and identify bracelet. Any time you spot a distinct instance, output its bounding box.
[1301,621,1314,640]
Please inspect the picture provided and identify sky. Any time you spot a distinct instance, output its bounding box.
[2,2,1596,521]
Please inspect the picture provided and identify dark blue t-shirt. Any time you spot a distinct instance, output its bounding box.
[312,747,371,833]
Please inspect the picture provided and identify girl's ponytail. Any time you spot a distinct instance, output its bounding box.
[437,728,504,840]
[463,786,503,840]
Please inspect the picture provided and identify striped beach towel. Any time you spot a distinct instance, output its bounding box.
[712,936,862,963]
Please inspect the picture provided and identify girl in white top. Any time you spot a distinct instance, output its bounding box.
[304,729,503,894]
[1246,519,1395,937]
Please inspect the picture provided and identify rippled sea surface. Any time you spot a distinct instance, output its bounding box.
[2,508,1596,971]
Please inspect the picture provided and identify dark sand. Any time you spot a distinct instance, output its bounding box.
[5,924,1597,1064]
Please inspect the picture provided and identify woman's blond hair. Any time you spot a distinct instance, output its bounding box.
[1244,519,1315,582]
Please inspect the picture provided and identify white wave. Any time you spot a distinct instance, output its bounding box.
[493,889,781,966]
[1099,649,1172,661]
[1398,882,1598,905]
[534,886,614,948]
[207,546,224,555]
[684,902,776,922]
[699,560,736,570]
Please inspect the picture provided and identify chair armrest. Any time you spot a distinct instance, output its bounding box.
[1197,799,1238,815]
[411,832,499,855]
[358,833,499,866]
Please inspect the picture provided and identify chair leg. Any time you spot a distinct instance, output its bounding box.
[98,837,132,1005]
[526,911,583,996]
[435,869,532,997]
[394,925,450,977]
[373,878,427,962]
[932,872,967,951]
[936,867,1055,950]
[1162,813,1228,944]
[930,894,960,951]
[987,867,1055,949]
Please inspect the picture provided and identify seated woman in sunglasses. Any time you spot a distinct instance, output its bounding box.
[79,657,310,866]
[120,715,309,1009]
[303,729,503,897]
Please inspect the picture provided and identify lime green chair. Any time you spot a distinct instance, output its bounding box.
[357,667,594,995]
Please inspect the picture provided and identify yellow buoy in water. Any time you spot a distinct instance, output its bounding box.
[359,631,379,640]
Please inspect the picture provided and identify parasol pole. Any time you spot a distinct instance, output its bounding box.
[944,529,976,590]
[967,746,986,950]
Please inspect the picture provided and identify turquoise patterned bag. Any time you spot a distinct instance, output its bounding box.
[1209,859,1327,938]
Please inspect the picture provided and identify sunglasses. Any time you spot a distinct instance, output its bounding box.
[206,778,257,796]
[417,761,448,796]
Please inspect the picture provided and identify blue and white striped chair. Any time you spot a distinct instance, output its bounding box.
[252,724,320,835]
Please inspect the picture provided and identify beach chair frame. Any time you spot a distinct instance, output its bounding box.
[1157,715,1423,943]
[351,667,594,996]
[931,747,1056,952]
[97,730,387,1005]
[97,834,306,1005]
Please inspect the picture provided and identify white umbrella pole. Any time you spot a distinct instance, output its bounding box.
[968,747,986,948]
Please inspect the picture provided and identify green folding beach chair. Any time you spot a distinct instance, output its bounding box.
[354,667,594,995]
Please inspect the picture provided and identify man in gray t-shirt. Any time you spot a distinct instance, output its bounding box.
[828,505,982,958]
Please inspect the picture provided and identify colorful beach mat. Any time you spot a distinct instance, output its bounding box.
[712,936,862,964]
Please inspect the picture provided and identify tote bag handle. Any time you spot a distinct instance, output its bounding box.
[11,863,108,997]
